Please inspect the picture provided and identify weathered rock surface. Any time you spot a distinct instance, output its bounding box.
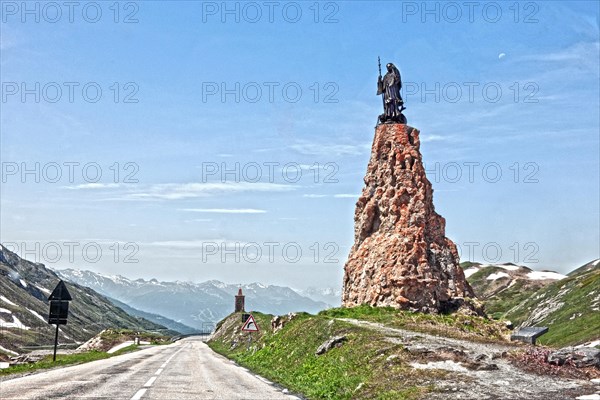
[315,335,347,355]
[342,124,481,314]
[548,347,600,368]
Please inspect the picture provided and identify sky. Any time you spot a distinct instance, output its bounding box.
[0,1,598,289]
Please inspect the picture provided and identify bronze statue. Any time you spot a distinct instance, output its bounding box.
[377,58,406,124]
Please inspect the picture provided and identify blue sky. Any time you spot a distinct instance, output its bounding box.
[1,1,598,288]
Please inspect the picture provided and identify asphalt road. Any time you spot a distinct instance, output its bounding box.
[0,337,298,399]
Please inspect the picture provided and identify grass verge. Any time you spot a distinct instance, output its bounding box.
[0,344,139,376]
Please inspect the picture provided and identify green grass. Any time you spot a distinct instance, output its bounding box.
[0,345,140,376]
[207,307,504,399]
[319,305,509,343]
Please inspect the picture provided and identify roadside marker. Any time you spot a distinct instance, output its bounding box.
[241,314,260,332]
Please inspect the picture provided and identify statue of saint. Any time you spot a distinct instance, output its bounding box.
[377,60,406,124]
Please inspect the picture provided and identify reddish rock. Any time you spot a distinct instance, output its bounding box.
[342,124,483,315]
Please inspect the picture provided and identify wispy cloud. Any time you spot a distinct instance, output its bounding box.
[518,41,599,72]
[63,183,122,190]
[144,239,246,248]
[180,208,266,214]
[290,141,370,157]
[95,182,295,201]
[303,193,358,199]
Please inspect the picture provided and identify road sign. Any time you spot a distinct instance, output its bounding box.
[48,280,73,301]
[241,314,259,332]
[47,280,72,361]
[48,280,72,325]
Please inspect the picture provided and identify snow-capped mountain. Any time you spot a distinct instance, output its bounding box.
[298,287,342,307]
[54,269,331,330]
[0,245,171,357]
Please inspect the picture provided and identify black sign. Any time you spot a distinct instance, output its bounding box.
[48,280,72,325]
[48,301,69,325]
[48,280,73,301]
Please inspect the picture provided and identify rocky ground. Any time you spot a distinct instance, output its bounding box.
[339,318,599,400]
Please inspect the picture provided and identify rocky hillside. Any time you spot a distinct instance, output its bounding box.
[55,269,331,330]
[0,245,172,358]
[462,260,599,347]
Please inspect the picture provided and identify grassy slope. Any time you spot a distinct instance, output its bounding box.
[208,306,509,400]
[504,269,600,347]
[460,261,600,347]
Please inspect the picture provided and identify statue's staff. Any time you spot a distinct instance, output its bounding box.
[377,57,385,111]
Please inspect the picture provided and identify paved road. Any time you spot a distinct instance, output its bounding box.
[0,337,297,399]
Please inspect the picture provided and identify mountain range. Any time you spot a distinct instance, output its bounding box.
[0,244,172,357]
[54,269,335,331]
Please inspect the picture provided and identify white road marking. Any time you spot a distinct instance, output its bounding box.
[144,376,157,387]
[130,388,147,400]
[129,343,186,400]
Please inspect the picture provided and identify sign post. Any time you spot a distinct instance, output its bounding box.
[47,280,72,362]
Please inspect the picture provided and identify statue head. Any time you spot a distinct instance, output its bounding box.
[386,63,394,71]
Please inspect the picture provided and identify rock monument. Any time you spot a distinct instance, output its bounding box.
[341,62,482,315]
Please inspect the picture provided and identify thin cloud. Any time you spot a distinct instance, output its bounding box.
[144,240,247,249]
[290,141,370,157]
[63,183,122,190]
[122,182,294,200]
[519,41,599,72]
[180,208,267,214]
[303,194,358,198]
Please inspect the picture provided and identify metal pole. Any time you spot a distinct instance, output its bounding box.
[53,324,59,362]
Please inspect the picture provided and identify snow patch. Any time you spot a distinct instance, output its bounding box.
[107,341,134,354]
[0,308,12,314]
[576,395,600,400]
[0,344,18,356]
[27,308,46,322]
[592,259,600,267]
[410,360,469,372]
[481,264,520,271]
[19,279,28,288]
[0,316,31,330]
[35,285,51,294]
[487,272,510,280]
[463,268,479,278]
[527,271,566,280]
[0,296,17,306]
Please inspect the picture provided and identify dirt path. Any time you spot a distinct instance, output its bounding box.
[338,318,599,400]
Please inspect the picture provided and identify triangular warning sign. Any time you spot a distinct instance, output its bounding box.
[241,314,259,332]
